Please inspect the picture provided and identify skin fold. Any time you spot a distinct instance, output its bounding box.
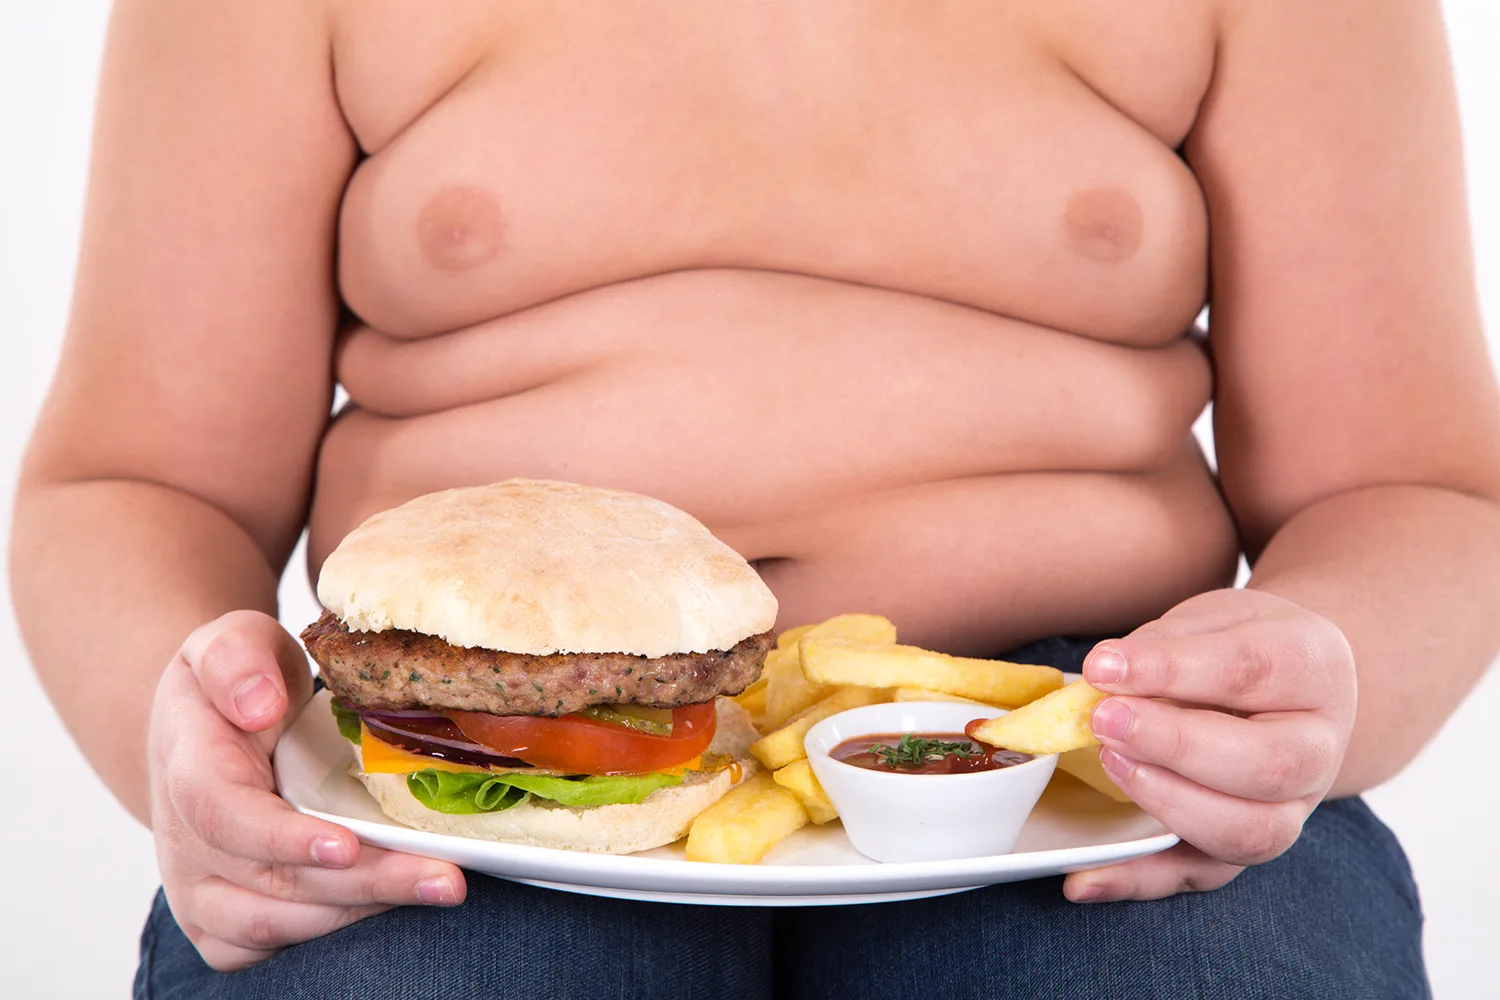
[11,0,1500,972]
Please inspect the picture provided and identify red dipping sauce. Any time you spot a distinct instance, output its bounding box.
[830,732,1034,775]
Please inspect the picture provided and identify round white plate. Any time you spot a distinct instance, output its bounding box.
[276,689,1177,906]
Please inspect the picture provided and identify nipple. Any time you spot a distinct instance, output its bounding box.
[1064,187,1143,264]
[417,185,505,272]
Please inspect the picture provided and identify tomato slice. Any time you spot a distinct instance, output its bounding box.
[444,701,718,776]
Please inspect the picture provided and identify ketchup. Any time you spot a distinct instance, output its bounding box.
[829,732,1033,775]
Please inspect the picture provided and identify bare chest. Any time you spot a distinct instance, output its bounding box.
[330,0,1218,344]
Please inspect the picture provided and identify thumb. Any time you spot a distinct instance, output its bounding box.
[179,610,313,742]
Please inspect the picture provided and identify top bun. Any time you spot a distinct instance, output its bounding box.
[316,479,778,657]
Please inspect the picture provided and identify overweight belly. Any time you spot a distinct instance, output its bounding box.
[311,270,1237,654]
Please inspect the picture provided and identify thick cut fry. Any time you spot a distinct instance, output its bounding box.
[765,616,898,729]
[733,682,769,723]
[775,624,817,649]
[799,614,897,646]
[800,640,1063,708]
[750,686,890,770]
[685,772,809,864]
[772,759,838,824]
[762,647,834,730]
[970,680,1107,754]
[735,675,769,700]
[892,687,995,707]
[1057,747,1134,804]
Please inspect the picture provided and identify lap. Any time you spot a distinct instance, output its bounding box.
[775,797,1428,1000]
[135,880,774,1000]
[136,799,1426,1000]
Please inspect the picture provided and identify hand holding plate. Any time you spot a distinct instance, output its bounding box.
[148,611,466,971]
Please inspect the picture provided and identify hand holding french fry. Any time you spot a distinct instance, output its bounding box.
[1059,590,1356,903]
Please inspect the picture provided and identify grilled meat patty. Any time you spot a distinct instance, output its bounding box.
[302,610,773,716]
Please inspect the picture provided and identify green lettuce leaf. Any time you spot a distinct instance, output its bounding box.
[330,697,362,745]
[407,770,531,814]
[496,771,685,807]
[405,768,685,815]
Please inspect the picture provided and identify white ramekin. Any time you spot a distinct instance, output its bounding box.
[804,701,1058,863]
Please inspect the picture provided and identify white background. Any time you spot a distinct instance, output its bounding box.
[2,3,1496,997]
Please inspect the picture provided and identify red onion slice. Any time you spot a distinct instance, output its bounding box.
[361,709,449,722]
[362,715,531,768]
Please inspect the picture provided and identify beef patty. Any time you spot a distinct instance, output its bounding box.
[302,610,773,716]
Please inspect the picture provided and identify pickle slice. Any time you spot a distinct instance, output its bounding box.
[576,704,675,736]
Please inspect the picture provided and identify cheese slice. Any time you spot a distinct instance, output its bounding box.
[358,724,493,775]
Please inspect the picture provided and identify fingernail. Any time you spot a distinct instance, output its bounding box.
[417,876,459,906]
[1100,747,1135,781]
[1092,699,1132,742]
[1071,884,1104,903]
[1086,649,1127,685]
[310,835,352,868]
[233,675,281,723]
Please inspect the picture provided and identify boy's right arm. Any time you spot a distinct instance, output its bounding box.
[9,0,463,970]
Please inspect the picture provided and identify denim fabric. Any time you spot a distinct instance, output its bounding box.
[135,636,1430,1000]
[771,797,1428,1000]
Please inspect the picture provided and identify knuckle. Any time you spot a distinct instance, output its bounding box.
[187,790,228,849]
[199,630,245,682]
[1156,716,1192,768]
[258,862,303,901]
[1227,642,1276,701]
[1258,731,1338,801]
[191,612,272,681]
[1256,742,1305,800]
[1227,808,1299,866]
[1133,647,1176,693]
[239,909,282,952]
[1303,731,1341,792]
[1225,823,1272,866]
[346,870,381,907]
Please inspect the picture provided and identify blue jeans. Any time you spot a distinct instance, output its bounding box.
[134,638,1430,999]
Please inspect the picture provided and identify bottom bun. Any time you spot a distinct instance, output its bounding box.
[353,699,760,855]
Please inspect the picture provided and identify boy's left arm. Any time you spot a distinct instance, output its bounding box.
[1065,0,1500,902]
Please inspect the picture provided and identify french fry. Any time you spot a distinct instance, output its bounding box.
[800,640,1063,708]
[685,772,809,864]
[750,686,890,770]
[733,682,769,725]
[762,616,899,729]
[766,614,898,728]
[772,759,839,824]
[799,613,897,646]
[774,611,893,651]
[762,647,835,731]
[970,680,1106,754]
[775,624,817,649]
[892,687,995,707]
[735,675,769,700]
[1057,747,1134,804]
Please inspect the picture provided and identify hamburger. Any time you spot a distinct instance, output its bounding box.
[300,479,776,854]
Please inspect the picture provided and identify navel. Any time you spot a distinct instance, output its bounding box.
[417,185,505,272]
[1063,187,1143,264]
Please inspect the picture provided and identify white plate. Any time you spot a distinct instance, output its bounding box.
[276,689,1176,906]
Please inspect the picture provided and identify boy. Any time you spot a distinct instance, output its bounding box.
[12,0,1500,996]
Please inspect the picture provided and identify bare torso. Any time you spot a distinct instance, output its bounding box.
[311,0,1239,654]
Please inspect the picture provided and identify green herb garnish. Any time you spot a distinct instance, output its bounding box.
[868,733,980,769]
